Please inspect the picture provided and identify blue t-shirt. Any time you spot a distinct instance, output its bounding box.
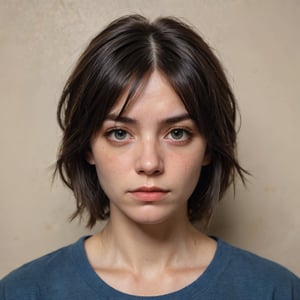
[1,236,299,299]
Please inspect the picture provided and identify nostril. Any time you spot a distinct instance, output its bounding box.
[134,141,164,175]
[136,165,163,176]
[135,158,164,176]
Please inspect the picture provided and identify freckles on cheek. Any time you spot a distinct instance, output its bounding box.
[97,152,130,176]
[180,150,203,167]
[180,156,203,180]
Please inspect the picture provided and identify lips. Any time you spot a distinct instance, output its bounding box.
[129,186,169,202]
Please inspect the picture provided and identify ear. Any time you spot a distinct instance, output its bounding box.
[202,148,211,166]
[85,148,95,165]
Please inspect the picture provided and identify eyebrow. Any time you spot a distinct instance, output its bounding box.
[105,113,192,124]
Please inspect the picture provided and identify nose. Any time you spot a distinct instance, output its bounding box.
[135,138,164,176]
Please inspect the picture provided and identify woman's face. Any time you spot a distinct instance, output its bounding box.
[88,70,210,225]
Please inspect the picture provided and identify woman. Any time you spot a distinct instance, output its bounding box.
[1,14,299,299]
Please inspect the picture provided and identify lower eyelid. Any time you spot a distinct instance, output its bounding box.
[104,128,132,141]
[165,129,193,142]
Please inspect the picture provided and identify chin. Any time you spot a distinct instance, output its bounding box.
[129,210,183,226]
[113,204,186,226]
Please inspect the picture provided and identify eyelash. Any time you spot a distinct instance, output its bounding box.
[105,128,132,143]
[104,127,193,145]
[166,128,192,143]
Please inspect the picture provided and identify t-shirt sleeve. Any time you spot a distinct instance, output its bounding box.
[0,274,40,300]
[274,270,300,299]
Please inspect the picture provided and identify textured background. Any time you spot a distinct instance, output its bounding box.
[0,0,299,277]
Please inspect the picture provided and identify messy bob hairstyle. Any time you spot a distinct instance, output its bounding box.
[55,14,247,228]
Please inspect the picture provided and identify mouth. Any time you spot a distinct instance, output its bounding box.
[129,186,169,202]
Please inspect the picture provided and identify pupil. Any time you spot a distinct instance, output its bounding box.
[116,130,126,139]
[172,130,183,139]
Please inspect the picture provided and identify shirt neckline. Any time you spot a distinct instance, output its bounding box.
[70,235,232,299]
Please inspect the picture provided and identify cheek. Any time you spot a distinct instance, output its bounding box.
[182,161,202,184]
[176,151,205,184]
[94,149,132,181]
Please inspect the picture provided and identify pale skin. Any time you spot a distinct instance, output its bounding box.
[86,70,217,296]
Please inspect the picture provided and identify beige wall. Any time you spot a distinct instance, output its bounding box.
[0,0,299,277]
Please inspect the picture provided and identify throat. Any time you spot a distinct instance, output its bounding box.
[101,218,195,263]
[84,225,217,296]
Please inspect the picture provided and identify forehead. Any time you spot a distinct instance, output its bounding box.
[108,70,189,118]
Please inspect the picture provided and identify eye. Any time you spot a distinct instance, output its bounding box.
[166,128,191,142]
[106,129,132,142]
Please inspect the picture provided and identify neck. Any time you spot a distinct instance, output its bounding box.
[84,211,217,296]
[94,215,209,273]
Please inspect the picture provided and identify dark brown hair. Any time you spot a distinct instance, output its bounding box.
[55,14,247,228]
